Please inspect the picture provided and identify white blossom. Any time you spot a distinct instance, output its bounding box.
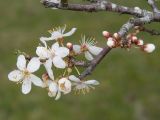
[40,25,77,46]
[36,42,69,69]
[58,77,72,94]
[8,55,43,94]
[73,36,103,61]
[48,77,72,100]
[69,75,99,94]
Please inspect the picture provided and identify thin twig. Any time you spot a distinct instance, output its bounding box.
[147,0,160,13]
[140,26,160,35]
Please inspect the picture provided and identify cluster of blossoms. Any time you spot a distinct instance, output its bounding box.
[8,25,156,100]
[8,25,101,100]
[103,27,156,53]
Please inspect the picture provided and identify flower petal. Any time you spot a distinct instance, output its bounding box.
[85,51,94,61]
[55,90,61,100]
[27,57,40,73]
[8,70,23,82]
[48,91,56,97]
[73,45,81,54]
[88,46,103,56]
[17,55,26,71]
[30,74,43,87]
[51,42,59,51]
[52,56,66,69]
[44,59,54,80]
[40,36,53,41]
[58,78,72,94]
[63,28,77,37]
[55,47,69,58]
[51,31,63,40]
[49,82,58,93]
[84,80,100,85]
[69,75,81,82]
[36,46,49,59]
[22,78,32,94]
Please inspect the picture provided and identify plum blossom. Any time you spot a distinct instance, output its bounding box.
[69,75,99,94]
[48,77,72,100]
[8,55,43,94]
[36,42,69,69]
[40,25,77,46]
[73,36,103,61]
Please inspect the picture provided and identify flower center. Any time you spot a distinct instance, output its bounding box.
[23,70,30,77]
[81,44,88,52]
[60,83,66,90]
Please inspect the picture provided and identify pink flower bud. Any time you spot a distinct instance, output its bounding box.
[131,36,138,42]
[136,39,144,46]
[66,42,73,49]
[143,43,155,53]
[113,33,120,39]
[107,37,116,48]
[102,31,110,38]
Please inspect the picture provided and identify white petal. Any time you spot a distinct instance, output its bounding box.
[52,56,66,69]
[17,55,26,71]
[48,91,56,97]
[73,45,81,54]
[22,78,32,94]
[51,31,63,40]
[36,47,49,59]
[55,90,61,100]
[69,75,81,82]
[58,78,72,94]
[84,80,100,85]
[40,36,53,41]
[63,28,77,37]
[49,82,58,92]
[44,59,54,80]
[27,57,40,73]
[30,74,43,87]
[55,47,69,58]
[51,42,59,51]
[88,46,103,56]
[85,51,94,61]
[8,70,23,82]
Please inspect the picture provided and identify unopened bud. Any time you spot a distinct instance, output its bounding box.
[107,37,116,48]
[66,42,73,49]
[136,39,144,46]
[131,36,138,42]
[102,31,110,38]
[143,43,155,53]
[113,33,120,40]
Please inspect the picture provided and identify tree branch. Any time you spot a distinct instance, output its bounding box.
[140,26,160,36]
[79,16,154,80]
[71,59,90,67]
[79,20,135,79]
[147,0,160,13]
[41,0,160,22]
[40,0,160,80]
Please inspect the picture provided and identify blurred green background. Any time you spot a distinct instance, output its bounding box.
[1,0,160,120]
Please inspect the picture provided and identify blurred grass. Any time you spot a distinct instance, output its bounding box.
[0,0,160,120]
